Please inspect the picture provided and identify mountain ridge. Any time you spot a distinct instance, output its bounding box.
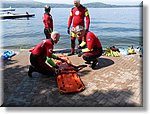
[1,1,142,8]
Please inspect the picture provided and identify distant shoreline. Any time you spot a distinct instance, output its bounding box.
[1,1,142,8]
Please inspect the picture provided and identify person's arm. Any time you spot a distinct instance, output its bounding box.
[46,56,57,67]
[68,9,73,29]
[48,15,53,33]
[86,37,94,51]
[52,54,57,59]
[85,8,90,31]
[79,41,86,48]
[50,15,53,32]
[52,54,67,63]
[78,42,93,57]
[82,48,93,52]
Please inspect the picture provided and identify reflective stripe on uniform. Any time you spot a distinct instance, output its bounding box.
[71,32,77,37]
[49,28,53,33]
[82,48,93,52]
[70,11,73,16]
[80,41,86,47]
[85,11,89,17]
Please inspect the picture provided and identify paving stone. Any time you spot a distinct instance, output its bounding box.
[2,50,143,107]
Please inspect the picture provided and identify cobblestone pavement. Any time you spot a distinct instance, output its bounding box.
[1,50,143,107]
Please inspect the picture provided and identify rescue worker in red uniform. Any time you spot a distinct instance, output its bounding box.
[67,0,90,56]
[74,25,103,69]
[43,5,53,39]
[28,31,65,77]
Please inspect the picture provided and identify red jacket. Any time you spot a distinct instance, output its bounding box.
[86,31,102,51]
[31,39,54,58]
[43,13,53,31]
[68,5,90,30]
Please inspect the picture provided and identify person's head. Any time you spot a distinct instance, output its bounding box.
[74,0,80,7]
[44,5,51,13]
[51,31,60,44]
[74,25,85,38]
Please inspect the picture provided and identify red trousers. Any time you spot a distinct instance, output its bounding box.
[82,47,103,61]
[30,54,55,75]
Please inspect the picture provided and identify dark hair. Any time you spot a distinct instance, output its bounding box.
[45,6,51,12]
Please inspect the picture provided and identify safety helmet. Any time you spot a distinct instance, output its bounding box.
[44,5,51,12]
[74,25,84,33]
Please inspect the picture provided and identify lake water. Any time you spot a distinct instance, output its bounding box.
[1,7,142,49]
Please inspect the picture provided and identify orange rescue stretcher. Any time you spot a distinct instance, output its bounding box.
[55,55,85,94]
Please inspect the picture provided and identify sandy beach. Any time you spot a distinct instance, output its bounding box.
[1,49,143,107]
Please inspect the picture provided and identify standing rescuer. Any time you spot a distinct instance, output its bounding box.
[67,0,90,56]
[28,31,66,77]
[74,25,103,69]
[43,5,53,39]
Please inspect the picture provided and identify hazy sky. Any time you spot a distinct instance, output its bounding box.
[2,0,142,5]
[34,0,142,5]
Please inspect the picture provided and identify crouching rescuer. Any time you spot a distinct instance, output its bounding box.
[28,31,65,77]
[74,25,103,69]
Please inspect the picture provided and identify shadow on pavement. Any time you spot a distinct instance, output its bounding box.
[78,70,91,77]
[2,59,18,67]
[2,61,141,107]
[94,57,114,70]
[2,64,29,106]
[53,48,71,54]
[3,87,139,107]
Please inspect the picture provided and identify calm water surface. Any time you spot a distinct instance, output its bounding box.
[1,7,142,49]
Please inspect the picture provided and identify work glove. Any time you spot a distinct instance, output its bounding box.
[78,52,84,57]
[67,28,70,35]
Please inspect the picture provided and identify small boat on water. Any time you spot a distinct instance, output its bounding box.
[0,6,35,19]
[0,12,35,19]
[0,6,15,12]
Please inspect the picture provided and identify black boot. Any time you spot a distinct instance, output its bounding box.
[85,61,91,64]
[67,52,74,56]
[91,59,98,69]
[28,65,35,77]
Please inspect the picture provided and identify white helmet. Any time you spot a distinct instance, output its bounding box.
[74,25,84,33]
